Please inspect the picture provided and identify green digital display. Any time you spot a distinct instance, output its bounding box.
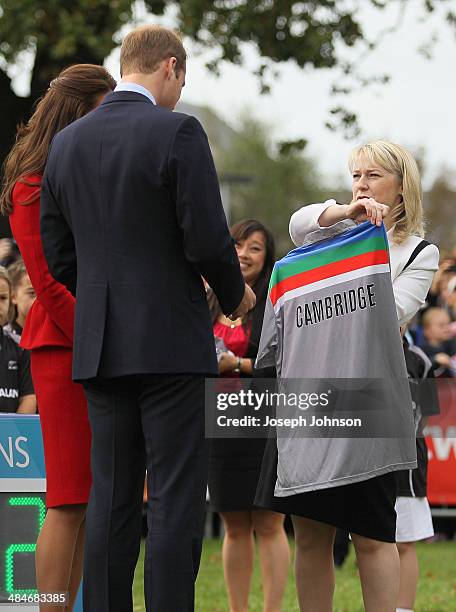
[0,493,46,603]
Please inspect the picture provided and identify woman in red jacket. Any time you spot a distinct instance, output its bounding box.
[0,64,115,611]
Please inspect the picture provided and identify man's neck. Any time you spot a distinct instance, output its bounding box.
[120,75,160,103]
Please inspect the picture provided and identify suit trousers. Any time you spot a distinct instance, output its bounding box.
[81,374,209,612]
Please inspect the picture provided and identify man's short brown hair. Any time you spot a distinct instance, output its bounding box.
[120,25,186,77]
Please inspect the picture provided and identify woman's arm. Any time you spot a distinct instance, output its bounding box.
[289,200,338,246]
[10,194,76,342]
[393,244,439,326]
[218,352,253,375]
[289,198,390,246]
[17,394,37,414]
[16,349,37,414]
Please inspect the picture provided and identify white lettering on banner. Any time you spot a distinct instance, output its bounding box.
[0,436,30,468]
[425,426,456,461]
[0,387,19,398]
[0,437,13,467]
[15,436,30,468]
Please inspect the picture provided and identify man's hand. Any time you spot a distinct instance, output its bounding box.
[230,284,256,320]
[218,352,238,374]
[434,353,452,369]
[346,198,390,227]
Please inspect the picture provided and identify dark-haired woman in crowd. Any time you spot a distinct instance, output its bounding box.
[208,219,290,612]
[0,64,116,611]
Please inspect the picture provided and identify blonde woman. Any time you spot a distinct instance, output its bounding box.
[255,140,439,612]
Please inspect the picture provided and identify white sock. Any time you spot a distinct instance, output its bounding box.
[396,608,414,612]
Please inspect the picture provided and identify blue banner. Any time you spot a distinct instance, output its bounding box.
[0,415,45,491]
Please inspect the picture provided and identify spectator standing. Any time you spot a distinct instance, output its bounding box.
[39,26,254,612]
[208,219,290,612]
[0,64,116,612]
[0,266,36,413]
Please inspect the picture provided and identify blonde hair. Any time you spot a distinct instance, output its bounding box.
[0,266,11,289]
[7,258,28,290]
[422,306,450,327]
[120,25,186,77]
[348,140,424,244]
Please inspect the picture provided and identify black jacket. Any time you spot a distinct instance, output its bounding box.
[41,91,245,380]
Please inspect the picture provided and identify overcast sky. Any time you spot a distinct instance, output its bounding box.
[10,1,454,191]
[103,0,456,190]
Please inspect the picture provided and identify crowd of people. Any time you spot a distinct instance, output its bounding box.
[0,22,453,612]
[409,255,456,376]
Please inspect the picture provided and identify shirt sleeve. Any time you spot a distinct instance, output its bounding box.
[393,243,439,326]
[10,192,76,342]
[40,153,78,297]
[255,297,278,370]
[168,115,245,315]
[289,200,337,246]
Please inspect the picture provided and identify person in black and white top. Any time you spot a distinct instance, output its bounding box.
[4,258,36,343]
[0,266,36,413]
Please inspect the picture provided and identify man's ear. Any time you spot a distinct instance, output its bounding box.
[165,56,177,79]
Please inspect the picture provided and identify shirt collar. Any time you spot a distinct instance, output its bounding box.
[386,224,396,241]
[114,82,156,105]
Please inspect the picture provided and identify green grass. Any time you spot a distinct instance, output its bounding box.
[133,539,456,611]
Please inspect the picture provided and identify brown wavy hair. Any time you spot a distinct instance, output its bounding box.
[0,64,116,215]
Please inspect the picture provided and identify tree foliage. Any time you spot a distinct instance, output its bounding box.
[424,172,456,253]
[0,0,453,136]
[176,0,362,71]
[0,0,136,95]
[219,112,328,255]
[0,0,454,236]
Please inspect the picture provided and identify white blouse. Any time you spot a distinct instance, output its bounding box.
[289,200,440,326]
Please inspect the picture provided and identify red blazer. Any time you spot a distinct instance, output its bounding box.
[10,175,74,350]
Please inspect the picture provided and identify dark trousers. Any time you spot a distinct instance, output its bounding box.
[82,374,209,612]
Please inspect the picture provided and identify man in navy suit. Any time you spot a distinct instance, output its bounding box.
[41,25,255,612]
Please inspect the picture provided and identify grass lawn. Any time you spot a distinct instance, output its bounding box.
[133,538,456,611]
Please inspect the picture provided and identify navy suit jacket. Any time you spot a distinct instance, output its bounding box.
[40,91,245,380]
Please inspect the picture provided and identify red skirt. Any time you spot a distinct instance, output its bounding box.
[31,347,91,507]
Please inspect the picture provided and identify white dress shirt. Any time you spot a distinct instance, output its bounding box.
[289,200,439,326]
[114,82,156,105]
